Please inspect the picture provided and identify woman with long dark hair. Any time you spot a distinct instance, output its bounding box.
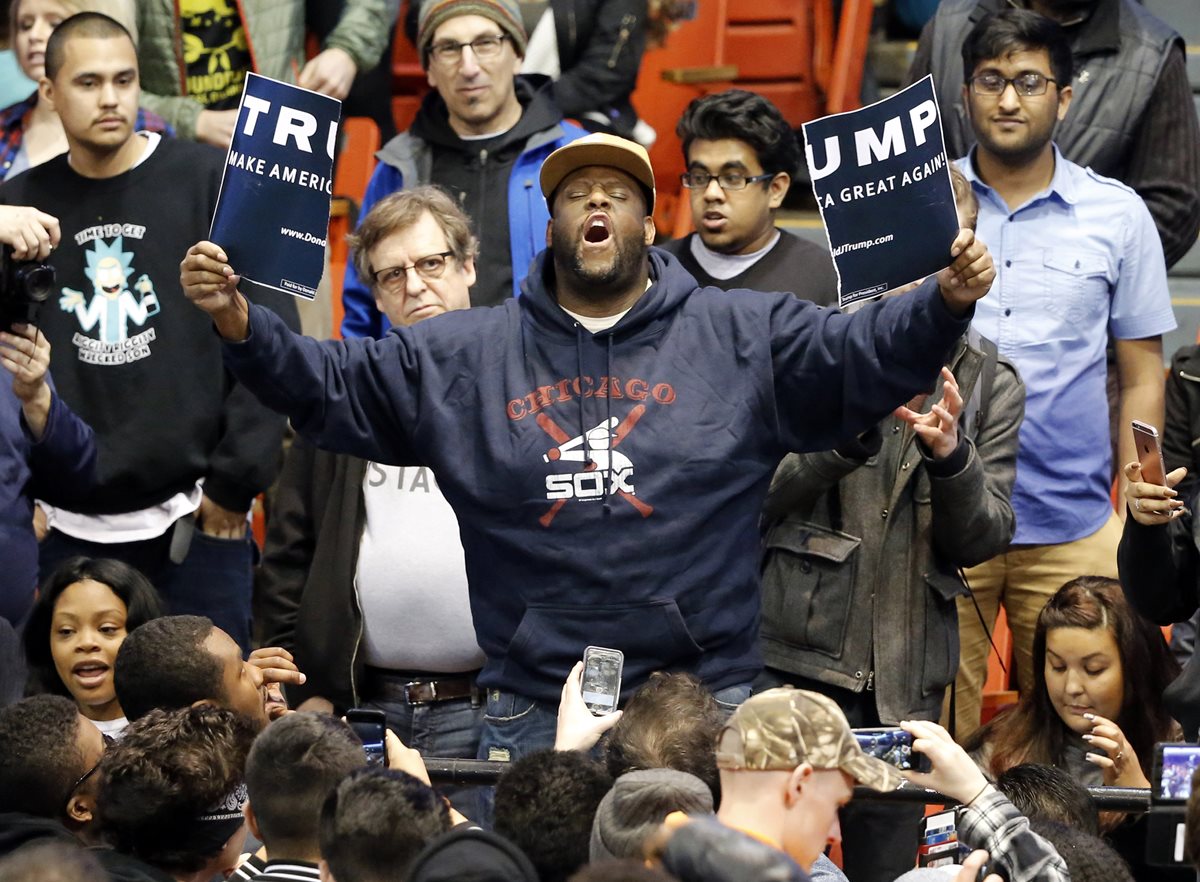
[966,575,1178,790]
[24,556,162,736]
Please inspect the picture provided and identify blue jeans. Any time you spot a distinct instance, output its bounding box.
[39,524,255,655]
[361,669,484,813]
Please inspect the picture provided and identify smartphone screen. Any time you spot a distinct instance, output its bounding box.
[1155,744,1200,802]
[1132,420,1166,486]
[346,708,389,767]
[581,646,623,715]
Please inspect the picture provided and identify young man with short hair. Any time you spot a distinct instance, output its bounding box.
[948,9,1176,739]
[660,90,836,302]
[113,614,304,729]
[243,713,370,882]
[0,695,106,857]
[318,768,451,882]
[340,0,586,337]
[0,13,300,655]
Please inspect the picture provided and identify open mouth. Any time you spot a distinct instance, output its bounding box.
[72,661,110,687]
[584,213,611,244]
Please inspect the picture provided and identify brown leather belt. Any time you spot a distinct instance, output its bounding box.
[365,668,482,705]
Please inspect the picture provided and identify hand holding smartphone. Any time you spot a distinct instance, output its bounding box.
[345,708,389,767]
[580,646,623,716]
[1132,420,1167,486]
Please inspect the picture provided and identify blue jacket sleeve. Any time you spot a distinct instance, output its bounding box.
[341,163,405,340]
[28,389,97,507]
[769,278,970,453]
[223,303,422,466]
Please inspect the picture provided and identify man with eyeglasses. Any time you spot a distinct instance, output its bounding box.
[908,0,1200,270]
[0,695,107,858]
[944,9,1175,741]
[339,0,585,340]
[658,90,838,302]
[254,187,486,805]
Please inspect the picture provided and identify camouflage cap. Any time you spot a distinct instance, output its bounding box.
[715,688,904,792]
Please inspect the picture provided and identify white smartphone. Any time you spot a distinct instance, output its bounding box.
[1132,420,1166,486]
[580,646,623,715]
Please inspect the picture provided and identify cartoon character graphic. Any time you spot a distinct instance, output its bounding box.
[59,237,160,344]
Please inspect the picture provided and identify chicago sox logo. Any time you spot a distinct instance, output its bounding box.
[536,405,654,527]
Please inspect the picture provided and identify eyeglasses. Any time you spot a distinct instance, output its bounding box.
[372,251,455,294]
[64,733,114,809]
[968,72,1058,97]
[680,171,776,191]
[428,33,510,66]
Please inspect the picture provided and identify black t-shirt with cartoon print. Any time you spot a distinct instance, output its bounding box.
[0,138,299,514]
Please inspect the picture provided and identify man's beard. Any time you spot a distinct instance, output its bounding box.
[550,221,645,297]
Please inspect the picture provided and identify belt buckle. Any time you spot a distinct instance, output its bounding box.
[405,681,437,704]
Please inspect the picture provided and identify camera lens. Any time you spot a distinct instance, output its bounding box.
[16,264,55,304]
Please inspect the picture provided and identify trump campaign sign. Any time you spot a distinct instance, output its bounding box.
[210,73,342,299]
[803,76,959,310]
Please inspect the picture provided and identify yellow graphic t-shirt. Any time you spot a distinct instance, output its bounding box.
[181,0,251,109]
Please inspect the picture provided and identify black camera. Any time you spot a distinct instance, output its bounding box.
[0,245,55,331]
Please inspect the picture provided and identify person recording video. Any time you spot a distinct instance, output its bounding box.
[0,203,96,634]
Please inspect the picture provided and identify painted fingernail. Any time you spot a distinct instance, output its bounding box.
[1083,712,1095,720]
[1082,734,1093,741]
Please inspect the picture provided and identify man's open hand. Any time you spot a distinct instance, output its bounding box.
[181,241,250,341]
[937,228,995,316]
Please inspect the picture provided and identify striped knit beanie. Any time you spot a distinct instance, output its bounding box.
[416,0,528,67]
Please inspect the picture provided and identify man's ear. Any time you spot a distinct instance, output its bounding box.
[960,83,971,124]
[546,217,553,248]
[39,76,55,112]
[767,172,790,210]
[65,792,95,827]
[784,763,814,808]
[642,215,656,246]
[244,801,261,841]
[1057,84,1073,121]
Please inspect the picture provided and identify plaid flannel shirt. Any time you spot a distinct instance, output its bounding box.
[959,786,1071,882]
[0,92,173,177]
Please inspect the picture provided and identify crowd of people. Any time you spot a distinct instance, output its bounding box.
[1,0,1200,880]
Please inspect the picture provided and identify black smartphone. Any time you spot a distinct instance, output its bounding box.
[581,646,624,715]
[346,708,389,767]
[851,727,932,773]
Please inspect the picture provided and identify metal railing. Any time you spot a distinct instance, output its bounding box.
[423,758,1154,812]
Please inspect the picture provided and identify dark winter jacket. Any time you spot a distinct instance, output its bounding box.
[221,247,970,702]
[760,335,1024,723]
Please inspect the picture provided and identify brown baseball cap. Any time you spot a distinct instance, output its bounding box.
[539,133,656,213]
[716,688,904,792]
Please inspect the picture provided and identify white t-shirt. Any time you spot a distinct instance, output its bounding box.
[355,464,484,672]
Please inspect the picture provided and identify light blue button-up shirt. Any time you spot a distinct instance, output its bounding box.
[957,146,1175,545]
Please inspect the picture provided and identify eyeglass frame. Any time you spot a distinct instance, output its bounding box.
[371,251,457,294]
[680,170,777,191]
[967,71,1060,98]
[64,732,115,810]
[427,32,512,66]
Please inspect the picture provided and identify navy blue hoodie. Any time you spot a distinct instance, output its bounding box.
[222,248,969,702]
